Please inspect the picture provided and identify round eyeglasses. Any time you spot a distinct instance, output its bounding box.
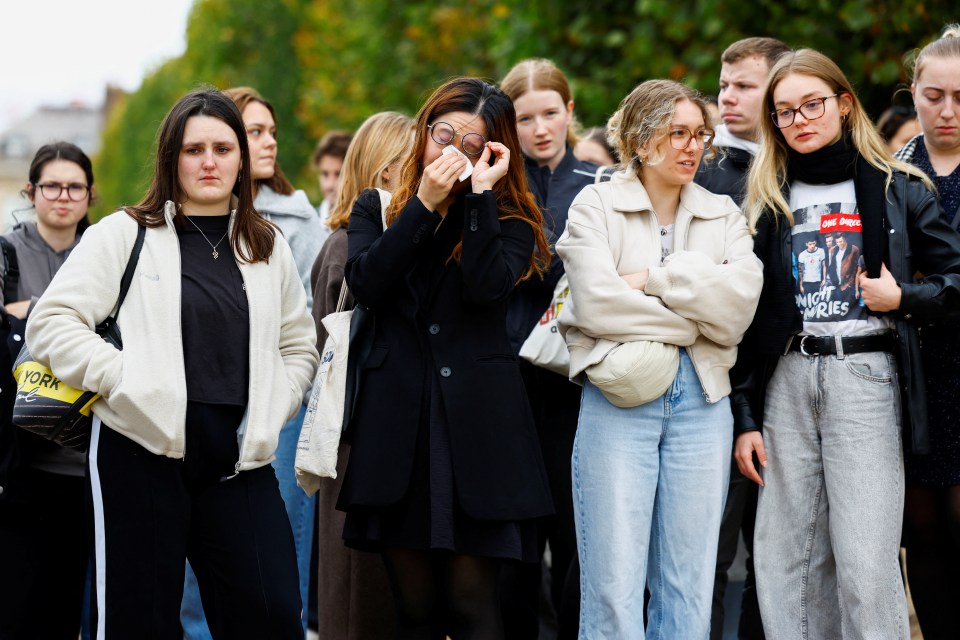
[428,121,486,156]
[668,128,715,150]
[770,94,839,129]
[35,182,90,202]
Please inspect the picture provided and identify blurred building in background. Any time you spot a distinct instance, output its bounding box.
[0,85,123,231]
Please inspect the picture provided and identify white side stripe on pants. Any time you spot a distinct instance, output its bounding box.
[89,416,107,640]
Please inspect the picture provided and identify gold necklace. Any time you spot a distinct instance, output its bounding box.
[185,216,228,259]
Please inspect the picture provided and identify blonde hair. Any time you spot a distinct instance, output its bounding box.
[744,49,932,230]
[909,23,960,84]
[327,111,414,231]
[500,58,579,147]
[606,79,715,178]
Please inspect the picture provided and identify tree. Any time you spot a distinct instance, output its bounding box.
[93,0,952,220]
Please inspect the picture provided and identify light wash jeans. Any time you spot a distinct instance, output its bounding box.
[755,350,909,640]
[574,349,732,639]
[180,402,315,639]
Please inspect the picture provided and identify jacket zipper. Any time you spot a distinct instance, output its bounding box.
[233,263,250,477]
[173,224,187,461]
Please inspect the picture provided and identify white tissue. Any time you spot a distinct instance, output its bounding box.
[442,145,474,182]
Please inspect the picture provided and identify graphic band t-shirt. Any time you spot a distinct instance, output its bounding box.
[788,179,892,337]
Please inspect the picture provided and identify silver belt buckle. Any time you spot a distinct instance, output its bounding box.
[799,335,812,356]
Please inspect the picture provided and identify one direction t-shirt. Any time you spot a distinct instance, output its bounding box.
[788,179,892,337]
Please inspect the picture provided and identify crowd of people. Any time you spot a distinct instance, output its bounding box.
[0,22,958,640]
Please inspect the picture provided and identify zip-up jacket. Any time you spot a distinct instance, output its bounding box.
[26,203,318,470]
[557,170,763,402]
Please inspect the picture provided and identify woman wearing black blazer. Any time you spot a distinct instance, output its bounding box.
[340,77,553,639]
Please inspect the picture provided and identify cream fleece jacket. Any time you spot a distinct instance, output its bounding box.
[26,203,319,470]
[556,171,762,403]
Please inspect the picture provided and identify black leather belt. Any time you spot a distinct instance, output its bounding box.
[787,333,896,356]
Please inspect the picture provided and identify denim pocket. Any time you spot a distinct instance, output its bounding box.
[843,352,894,384]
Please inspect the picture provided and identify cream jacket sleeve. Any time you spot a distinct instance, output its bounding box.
[644,210,763,347]
[25,213,133,397]
[273,236,320,419]
[557,187,700,346]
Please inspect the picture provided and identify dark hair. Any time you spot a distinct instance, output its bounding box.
[25,142,93,235]
[722,37,792,69]
[580,126,620,163]
[311,130,353,167]
[876,106,918,143]
[224,86,295,197]
[388,77,549,281]
[124,88,276,264]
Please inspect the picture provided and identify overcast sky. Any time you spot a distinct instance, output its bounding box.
[0,0,195,131]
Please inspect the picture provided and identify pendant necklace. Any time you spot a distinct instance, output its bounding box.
[185,216,228,259]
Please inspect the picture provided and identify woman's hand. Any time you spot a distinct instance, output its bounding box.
[734,431,767,486]
[417,151,467,213]
[471,142,510,193]
[858,263,901,312]
[4,300,30,319]
[621,270,649,291]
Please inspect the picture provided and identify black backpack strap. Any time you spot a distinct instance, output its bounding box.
[0,236,20,304]
[111,224,146,322]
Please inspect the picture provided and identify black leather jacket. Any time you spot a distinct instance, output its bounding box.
[730,171,960,454]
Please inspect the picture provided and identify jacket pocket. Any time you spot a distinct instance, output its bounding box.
[476,354,518,364]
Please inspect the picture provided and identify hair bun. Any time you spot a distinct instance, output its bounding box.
[942,24,960,39]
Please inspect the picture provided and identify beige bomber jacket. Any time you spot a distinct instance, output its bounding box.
[26,203,318,471]
[556,170,762,403]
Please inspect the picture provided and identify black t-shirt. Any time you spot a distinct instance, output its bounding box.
[177,215,250,406]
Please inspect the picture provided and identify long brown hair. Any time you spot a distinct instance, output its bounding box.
[328,111,413,231]
[124,88,276,263]
[388,77,549,282]
[223,86,295,196]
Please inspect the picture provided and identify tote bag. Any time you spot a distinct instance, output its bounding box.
[519,273,570,376]
[295,189,390,495]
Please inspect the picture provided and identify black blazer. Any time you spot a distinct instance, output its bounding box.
[339,188,554,521]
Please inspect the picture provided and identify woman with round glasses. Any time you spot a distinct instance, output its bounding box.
[732,48,960,638]
[339,77,553,637]
[0,142,94,639]
[555,79,762,637]
[896,24,960,638]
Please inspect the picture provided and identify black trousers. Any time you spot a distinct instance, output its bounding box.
[501,363,581,639]
[88,402,301,639]
[0,468,88,640]
[710,462,764,640]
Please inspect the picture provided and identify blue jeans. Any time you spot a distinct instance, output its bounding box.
[574,349,732,639]
[180,402,315,639]
[755,350,909,639]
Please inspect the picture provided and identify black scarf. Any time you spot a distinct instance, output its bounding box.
[787,133,887,278]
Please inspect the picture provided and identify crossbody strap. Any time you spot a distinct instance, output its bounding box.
[110,224,146,322]
[0,236,20,304]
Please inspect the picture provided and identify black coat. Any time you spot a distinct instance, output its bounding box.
[731,171,960,454]
[694,145,753,207]
[339,188,554,521]
[505,151,602,352]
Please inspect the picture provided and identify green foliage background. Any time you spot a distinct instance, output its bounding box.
[92,0,952,220]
